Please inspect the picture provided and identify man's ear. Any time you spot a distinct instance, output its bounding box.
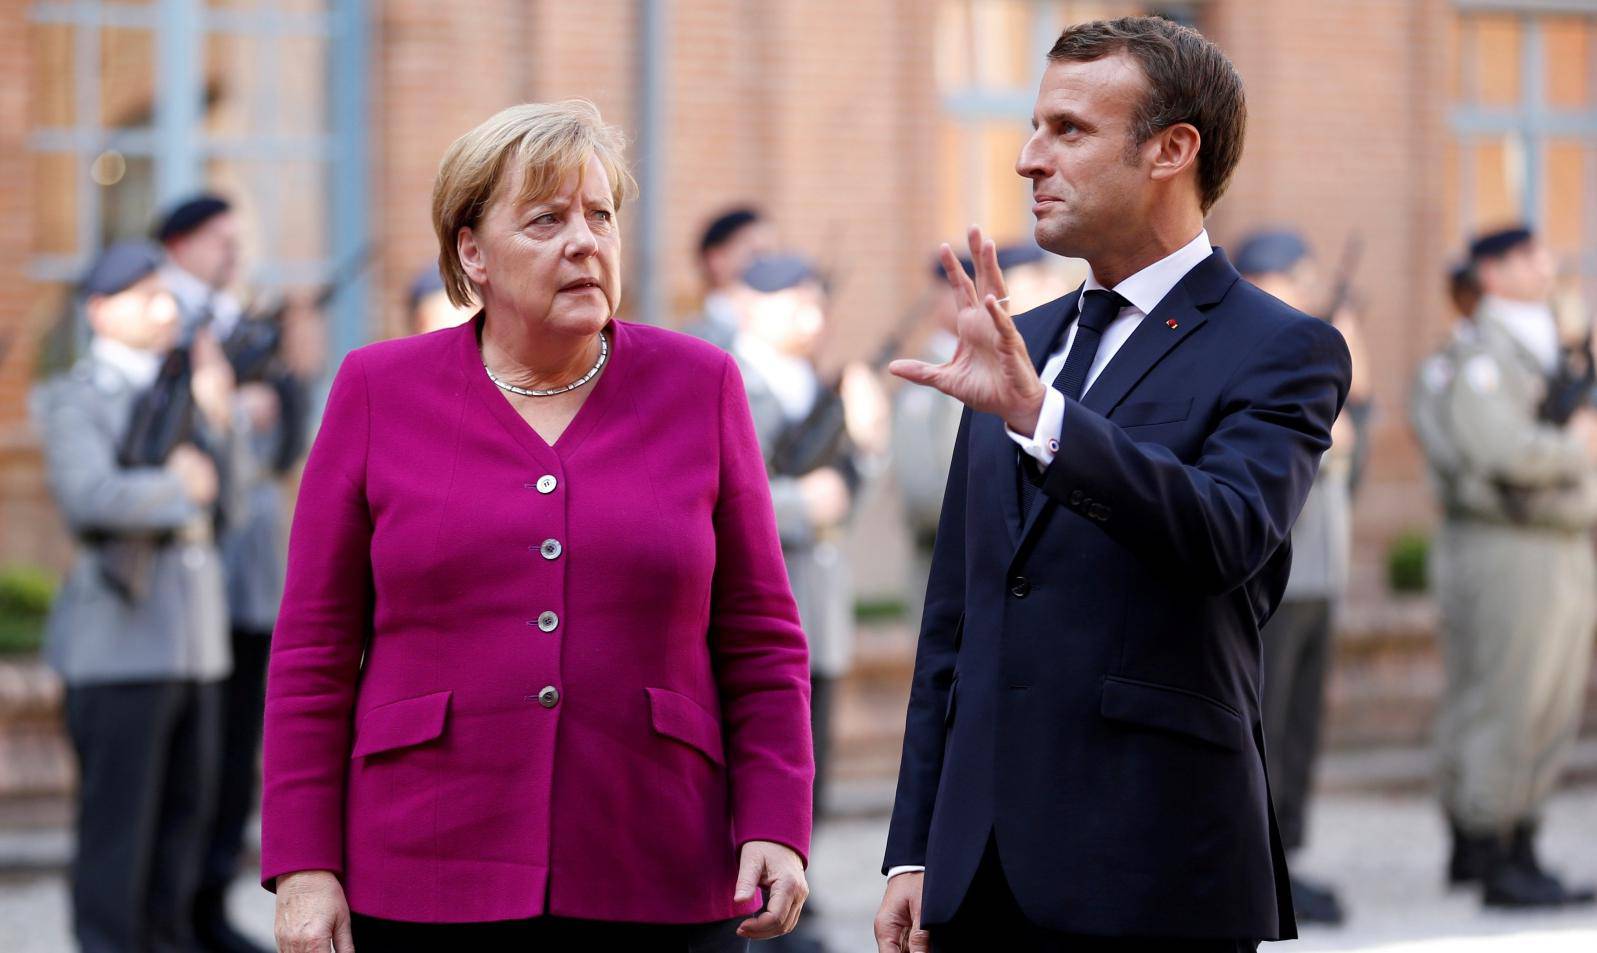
[83,295,109,337]
[1148,122,1201,184]
[458,226,488,286]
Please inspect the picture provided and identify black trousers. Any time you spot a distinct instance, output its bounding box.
[811,673,835,815]
[349,912,748,952]
[930,838,1259,953]
[66,680,222,953]
[200,627,272,892]
[1260,598,1334,853]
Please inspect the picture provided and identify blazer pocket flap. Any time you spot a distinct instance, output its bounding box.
[647,687,726,766]
[1112,398,1192,428]
[351,690,452,759]
[1100,677,1242,751]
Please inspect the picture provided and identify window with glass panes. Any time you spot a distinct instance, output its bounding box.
[1449,1,1597,301]
[26,0,369,363]
[933,1,1198,248]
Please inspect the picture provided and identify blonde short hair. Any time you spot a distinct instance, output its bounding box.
[431,100,636,308]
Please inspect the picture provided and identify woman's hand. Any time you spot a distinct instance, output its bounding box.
[275,869,354,953]
[733,840,809,940]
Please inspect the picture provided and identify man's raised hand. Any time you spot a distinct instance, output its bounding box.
[888,226,1046,437]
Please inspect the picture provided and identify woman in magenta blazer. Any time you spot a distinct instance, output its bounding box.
[265,101,813,952]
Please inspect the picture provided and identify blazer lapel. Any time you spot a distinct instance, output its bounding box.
[1080,249,1238,417]
[1014,249,1240,549]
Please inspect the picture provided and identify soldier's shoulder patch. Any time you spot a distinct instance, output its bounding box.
[1462,354,1501,394]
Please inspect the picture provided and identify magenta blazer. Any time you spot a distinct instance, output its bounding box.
[260,317,813,924]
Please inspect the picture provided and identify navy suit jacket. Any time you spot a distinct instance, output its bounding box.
[883,249,1352,941]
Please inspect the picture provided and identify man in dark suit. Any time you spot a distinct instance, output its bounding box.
[874,17,1351,952]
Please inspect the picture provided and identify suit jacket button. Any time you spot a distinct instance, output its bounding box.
[1009,576,1030,598]
[540,539,562,560]
[1069,490,1085,506]
[536,475,558,494]
[537,686,560,708]
[537,611,559,632]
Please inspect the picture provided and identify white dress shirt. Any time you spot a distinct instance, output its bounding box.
[1005,229,1213,467]
[161,263,243,340]
[885,229,1212,883]
[1481,294,1560,375]
[90,337,162,389]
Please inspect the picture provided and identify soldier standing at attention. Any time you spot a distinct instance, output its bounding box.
[1412,225,1597,909]
[32,243,236,952]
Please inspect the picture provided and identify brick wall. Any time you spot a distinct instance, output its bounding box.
[0,0,1471,596]
[1205,0,1454,597]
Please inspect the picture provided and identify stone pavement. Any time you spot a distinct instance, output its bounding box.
[2,787,1594,951]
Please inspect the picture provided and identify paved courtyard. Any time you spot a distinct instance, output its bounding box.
[2,787,1594,951]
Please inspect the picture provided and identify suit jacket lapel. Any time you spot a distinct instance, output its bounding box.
[1081,249,1238,417]
[1014,249,1240,549]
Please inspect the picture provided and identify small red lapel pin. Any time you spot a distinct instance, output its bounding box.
[1166,318,1180,329]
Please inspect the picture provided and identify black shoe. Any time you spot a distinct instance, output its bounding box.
[1483,835,1597,909]
[193,885,272,953]
[1290,875,1346,926]
[1505,821,1597,905]
[1447,819,1491,886]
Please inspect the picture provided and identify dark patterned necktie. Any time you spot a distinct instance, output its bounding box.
[1019,289,1128,515]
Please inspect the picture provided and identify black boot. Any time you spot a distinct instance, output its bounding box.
[1483,830,1596,909]
[1447,819,1491,886]
[1289,875,1346,926]
[1507,821,1596,905]
[193,883,272,953]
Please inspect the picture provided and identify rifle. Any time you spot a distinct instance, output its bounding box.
[1322,234,1363,323]
[225,243,375,383]
[1540,332,1596,426]
[96,345,199,601]
[768,289,933,478]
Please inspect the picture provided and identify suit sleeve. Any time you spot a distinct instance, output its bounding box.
[258,351,374,888]
[882,407,971,872]
[709,355,815,864]
[30,380,201,534]
[1041,316,1350,595]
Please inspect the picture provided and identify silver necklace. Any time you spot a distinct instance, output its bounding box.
[484,333,609,398]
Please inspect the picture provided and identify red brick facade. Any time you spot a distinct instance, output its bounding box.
[0,1,1554,602]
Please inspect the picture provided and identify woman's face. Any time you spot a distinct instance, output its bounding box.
[459,155,621,338]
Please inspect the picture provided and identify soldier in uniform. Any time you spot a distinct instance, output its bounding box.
[1411,225,1597,908]
[1236,230,1357,925]
[683,207,775,350]
[731,254,887,952]
[891,254,970,637]
[31,243,236,952]
[156,194,311,952]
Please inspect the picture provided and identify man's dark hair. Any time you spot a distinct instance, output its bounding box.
[698,207,762,257]
[1448,260,1481,319]
[1049,16,1246,214]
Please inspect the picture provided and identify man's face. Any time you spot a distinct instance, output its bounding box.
[88,274,181,352]
[1017,55,1155,261]
[746,282,826,358]
[167,211,241,289]
[704,222,774,290]
[1479,242,1556,304]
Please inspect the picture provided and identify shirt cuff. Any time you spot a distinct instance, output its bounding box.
[886,865,926,879]
[1004,387,1066,468]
